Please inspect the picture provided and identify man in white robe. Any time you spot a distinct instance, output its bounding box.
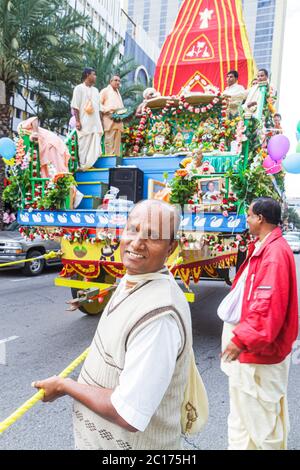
[100,75,124,156]
[243,69,276,116]
[223,70,246,117]
[71,68,103,170]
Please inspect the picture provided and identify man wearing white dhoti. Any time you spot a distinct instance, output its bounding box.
[71,68,103,170]
[218,197,298,450]
[100,75,124,156]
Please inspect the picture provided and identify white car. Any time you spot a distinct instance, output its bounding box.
[283,234,300,254]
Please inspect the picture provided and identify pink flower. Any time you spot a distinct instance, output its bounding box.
[222,211,229,217]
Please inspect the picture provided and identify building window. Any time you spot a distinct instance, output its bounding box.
[135,66,149,87]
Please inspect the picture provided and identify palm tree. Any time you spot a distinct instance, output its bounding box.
[83,31,145,110]
[0,0,88,133]
[0,0,88,227]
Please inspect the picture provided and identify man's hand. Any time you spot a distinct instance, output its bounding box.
[32,376,69,403]
[221,341,243,362]
[76,121,82,131]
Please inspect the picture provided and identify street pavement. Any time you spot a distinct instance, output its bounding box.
[0,261,299,450]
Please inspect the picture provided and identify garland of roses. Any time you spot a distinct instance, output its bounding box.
[19,226,120,245]
[133,93,228,155]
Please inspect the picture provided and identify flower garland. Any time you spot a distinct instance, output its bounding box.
[133,90,226,155]
[220,193,238,217]
[202,234,238,254]
[19,226,120,245]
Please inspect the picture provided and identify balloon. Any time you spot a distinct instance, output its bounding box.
[263,156,275,169]
[69,116,76,129]
[266,163,282,175]
[0,137,16,160]
[297,121,300,133]
[282,153,300,174]
[296,132,300,141]
[296,142,300,153]
[268,135,290,161]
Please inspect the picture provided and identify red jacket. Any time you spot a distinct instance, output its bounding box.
[231,227,299,364]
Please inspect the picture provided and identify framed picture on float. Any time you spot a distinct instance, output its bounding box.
[198,177,224,207]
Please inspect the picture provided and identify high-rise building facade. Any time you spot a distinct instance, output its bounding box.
[127,0,182,47]
[242,0,286,92]
[127,0,286,91]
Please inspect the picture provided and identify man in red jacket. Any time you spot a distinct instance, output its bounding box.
[219,197,298,450]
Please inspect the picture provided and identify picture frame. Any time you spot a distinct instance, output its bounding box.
[198,177,225,210]
[148,179,169,200]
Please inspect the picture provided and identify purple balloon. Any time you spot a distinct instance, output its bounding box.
[263,156,275,169]
[268,135,290,161]
[69,116,76,129]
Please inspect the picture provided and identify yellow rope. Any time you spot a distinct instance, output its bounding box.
[0,348,90,435]
[0,251,61,268]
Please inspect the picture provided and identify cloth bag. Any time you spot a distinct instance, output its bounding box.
[84,99,94,115]
[181,351,209,435]
[217,280,244,325]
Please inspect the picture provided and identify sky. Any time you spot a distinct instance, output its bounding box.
[280,0,300,198]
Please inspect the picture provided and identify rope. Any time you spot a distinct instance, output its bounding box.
[0,348,90,435]
[0,251,62,268]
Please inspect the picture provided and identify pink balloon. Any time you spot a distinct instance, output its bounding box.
[69,116,76,129]
[266,163,282,175]
[263,156,275,169]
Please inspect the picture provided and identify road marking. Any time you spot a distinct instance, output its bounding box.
[0,336,19,345]
[0,336,19,366]
[11,275,55,282]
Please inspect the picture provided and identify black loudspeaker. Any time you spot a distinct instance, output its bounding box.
[109,168,144,203]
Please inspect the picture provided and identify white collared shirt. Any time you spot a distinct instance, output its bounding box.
[110,276,181,432]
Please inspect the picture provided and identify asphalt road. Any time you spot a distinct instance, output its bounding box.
[0,262,299,450]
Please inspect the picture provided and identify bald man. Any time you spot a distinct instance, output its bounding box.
[100,75,124,156]
[33,201,193,450]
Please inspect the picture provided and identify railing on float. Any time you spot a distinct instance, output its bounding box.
[20,127,79,209]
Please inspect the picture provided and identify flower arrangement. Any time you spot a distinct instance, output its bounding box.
[202,234,238,255]
[35,174,76,211]
[220,193,238,216]
[169,171,198,208]
[19,226,119,246]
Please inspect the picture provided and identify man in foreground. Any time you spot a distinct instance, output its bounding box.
[219,197,298,450]
[33,200,193,450]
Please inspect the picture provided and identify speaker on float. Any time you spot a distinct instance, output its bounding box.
[109,168,144,203]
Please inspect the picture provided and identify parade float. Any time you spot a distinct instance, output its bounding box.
[1,0,288,315]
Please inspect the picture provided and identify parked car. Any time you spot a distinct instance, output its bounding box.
[0,221,61,276]
[283,234,300,254]
[284,231,300,240]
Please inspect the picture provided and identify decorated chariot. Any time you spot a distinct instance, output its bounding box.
[4,0,285,315]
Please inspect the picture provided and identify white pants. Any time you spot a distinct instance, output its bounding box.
[78,132,102,169]
[228,381,289,450]
[221,322,290,450]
